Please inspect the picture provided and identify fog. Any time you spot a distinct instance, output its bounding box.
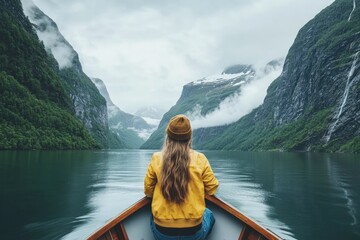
[22,0,334,113]
[188,65,283,129]
[22,0,75,69]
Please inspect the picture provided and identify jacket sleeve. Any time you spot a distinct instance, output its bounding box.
[201,154,219,195]
[144,154,157,198]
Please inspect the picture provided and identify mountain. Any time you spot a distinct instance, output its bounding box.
[135,107,165,127]
[141,60,283,149]
[22,1,114,148]
[92,78,153,148]
[0,0,99,149]
[195,0,360,152]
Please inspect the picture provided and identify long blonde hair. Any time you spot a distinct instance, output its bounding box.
[161,136,192,204]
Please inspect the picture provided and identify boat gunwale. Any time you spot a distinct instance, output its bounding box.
[87,195,282,240]
[205,195,282,240]
[87,197,150,240]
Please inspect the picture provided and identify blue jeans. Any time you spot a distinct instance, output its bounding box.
[150,208,215,240]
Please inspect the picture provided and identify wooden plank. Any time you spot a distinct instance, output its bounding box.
[113,224,125,240]
[205,195,281,240]
[98,232,112,240]
[98,236,107,240]
[239,225,268,240]
[109,228,119,240]
[245,227,267,240]
[238,225,247,240]
[87,197,150,240]
[119,223,129,240]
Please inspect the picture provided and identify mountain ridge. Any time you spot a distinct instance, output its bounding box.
[22,2,113,147]
[92,78,154,148]
[141,60,283,149]
[142,0,360,152]
[0,0,99,149]
[195,0,360,152]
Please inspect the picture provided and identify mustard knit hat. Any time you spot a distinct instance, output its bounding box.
[166,114,192,141]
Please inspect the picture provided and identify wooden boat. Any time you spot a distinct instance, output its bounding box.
[87,195,282,240]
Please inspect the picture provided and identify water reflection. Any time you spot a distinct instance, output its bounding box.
[1,150,359,240]
[326,155,357,227]
[61,150,153,240]
[204,151,295,240]
[0,151,98,240]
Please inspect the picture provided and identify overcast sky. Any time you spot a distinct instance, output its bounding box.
[28,0,334,114]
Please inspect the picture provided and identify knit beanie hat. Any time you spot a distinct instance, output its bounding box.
[166,114,192,141]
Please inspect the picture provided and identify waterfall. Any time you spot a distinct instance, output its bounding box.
[348,0,356,22]
[325,51,359,142]
[337,51,359,118]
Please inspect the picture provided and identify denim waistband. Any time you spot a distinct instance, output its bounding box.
[155,222,202,236]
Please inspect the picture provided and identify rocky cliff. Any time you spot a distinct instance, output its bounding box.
[143,0,360,152]
[92,78,154,148]
[22,2,111,147]
[141,60,283,149]
[0,0,99,149]
[196,0,360,152]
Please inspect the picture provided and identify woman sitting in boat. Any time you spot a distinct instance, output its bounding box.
[144,114,219,240]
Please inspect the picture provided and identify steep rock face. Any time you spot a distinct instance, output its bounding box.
[0,0,99,149]
[92,78,153,148]
[23,2,110,147]
[197,0,360,152]
[141,61,282,149]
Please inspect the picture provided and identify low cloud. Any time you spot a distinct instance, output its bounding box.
[22,0,75,69]
[25,0,334,113]
[37,28,75,69]
[188,65,283,129]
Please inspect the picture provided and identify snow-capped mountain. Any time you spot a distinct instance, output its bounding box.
[135,107,166,127]
[92,78,156,148]
[142,60,283,149]
[146,0,360,152]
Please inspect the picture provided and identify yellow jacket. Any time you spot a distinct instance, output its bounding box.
[144,150,219,228]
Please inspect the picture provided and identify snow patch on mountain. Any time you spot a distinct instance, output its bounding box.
[91,78,154,143]
[187,63,283,129]
[142,117,161,127]
[135,107,165,121]
[128,127,158,140]
[193,71,253,85]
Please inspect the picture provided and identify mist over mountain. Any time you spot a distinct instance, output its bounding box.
[23,0,159,148]
[92,78,155,148]
[187,60,283,129]
[1,0,358,152]
[194,0,360,152]
[22,1,114,147]
[135,107,166,127]
[142,60,283,149]
[143,0,360,153]
[0,0,100,149]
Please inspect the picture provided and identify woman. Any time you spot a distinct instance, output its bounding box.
[144,114,219,240]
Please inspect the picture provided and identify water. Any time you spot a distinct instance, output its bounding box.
[348,0,356,22]
[0,150,359,240]
[326,50,359,142]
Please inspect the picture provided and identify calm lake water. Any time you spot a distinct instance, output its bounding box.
[0,150,359,240]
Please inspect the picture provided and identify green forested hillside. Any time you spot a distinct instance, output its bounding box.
[141,65,257,149]
[195,0,360,152]
[143,0,360,153]
[26,4,115,148]
[0,1,99,149]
